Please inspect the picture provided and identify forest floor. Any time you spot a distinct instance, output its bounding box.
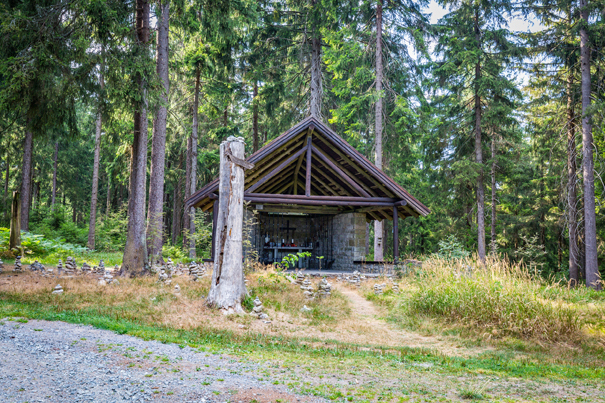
[0,267,604,402]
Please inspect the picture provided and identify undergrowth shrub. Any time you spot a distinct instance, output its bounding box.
[399,256,593,341]
[0,228,87,259]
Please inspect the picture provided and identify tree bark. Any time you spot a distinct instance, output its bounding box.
[20,121,33,231]
[146,0,170,261]
[373,0,384,261]
[567,69,579,286]
[87,106,102,250]
[490,135,496,254]
[9,191,21,251]
[171,156,184,245]
[253,81,259,152]
[188,66,200,258]
[474,9,486,262]
[50,141,58,210]
[207,137,247,313]
[579,0,600,290]
[4,151,9,220]
[106,173,111,215]
[309,0,322,119]
[122,0,150,274]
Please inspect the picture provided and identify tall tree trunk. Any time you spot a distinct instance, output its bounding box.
[188,67,200,258]
[106,174,111,215]
[474,10,486,262]
[122,0,150,274]
[20,120,33,231]
[9,191,21,251]
[373,0,384,261]
[51,141,59,210]
[490,135,496,254]
[146,0,170,261]
[171,174,183,245]
[4,151,9,220]
[580,0,600,290]
[567,69,579,286]
[309,0,322,119]
[87,106,103,250]
[253,81,259,152]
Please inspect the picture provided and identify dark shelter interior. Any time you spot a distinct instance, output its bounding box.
[187,117,430,270]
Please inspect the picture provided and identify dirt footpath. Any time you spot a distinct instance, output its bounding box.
[0,318,324,403]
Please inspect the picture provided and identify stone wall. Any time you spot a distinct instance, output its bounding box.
[331,213,366,271]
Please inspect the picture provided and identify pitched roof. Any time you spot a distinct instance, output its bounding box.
[187,116,430,220]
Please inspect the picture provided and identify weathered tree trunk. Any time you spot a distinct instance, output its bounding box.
[207,137,247,313]
[9,191,21,251]
[87,107,102,250]
[567,69,579,286]
[580,0,600,290]
[253,81,259,152]
[490,135,496,254]
[20,122,33,231]
[188,66,200,258]
[474,10,486,262]
[3,151,8,221]
[373,0,384,262]
[146,0,170,261]
[51,141,58,210]
[122,0,150,274]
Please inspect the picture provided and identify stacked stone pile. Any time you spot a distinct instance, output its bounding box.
[99,267,118,286]
[113,264,120,273]
[81,262,92,274]
[188,262,206,281]
[52,284,64,294]
[29,261,45,272]
[336,274,343,282]
[300,276,315,299]
[295,272,305,285]
[174,284,181,294]
[317,278,332,297]
[13,256,23,272]
[250,297,269,320]
[56,259,63,274]
[64,257,77,274]
[373,283,385,295]
[0,258,3,273]
[347,271,361,287]
[392,282,400,294]
[158,263,172,285]
[93,261,105,275]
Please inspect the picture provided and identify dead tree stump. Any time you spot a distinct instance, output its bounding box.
[207,136,249,314]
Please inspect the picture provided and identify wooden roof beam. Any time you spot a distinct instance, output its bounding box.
[311,144,371,197]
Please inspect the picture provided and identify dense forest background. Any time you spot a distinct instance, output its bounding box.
[0,0,604,283]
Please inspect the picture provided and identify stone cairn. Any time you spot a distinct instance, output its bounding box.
[188,261,206,281]
[391,282,400,294]
[29,260,45,272]
[0,258,3,273]
[98,266,117,286]
[56,259,63,274]
[317,278,332,298]
[52,284,64,294]
[295,272,305,286]
[300,276,315,299]
[158,262,172,285]
[250,297,269,320]
[81,262,92,274]
[174,284,181,294]
[347,271,361,287]
[373,283,385,296]
[64,257,77,275]
[13,256,23,273]
[93,260,105,275]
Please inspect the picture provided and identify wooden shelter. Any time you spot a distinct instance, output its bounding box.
[187,117,430,270]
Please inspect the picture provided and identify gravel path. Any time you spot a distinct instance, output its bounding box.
[0,318,323,403]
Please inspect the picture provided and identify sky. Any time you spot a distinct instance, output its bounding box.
[424,0,544,33]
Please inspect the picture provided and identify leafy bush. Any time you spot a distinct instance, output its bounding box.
[0,228,87,259]
[30,206,88,246]
[94,209,128,252]
[433,235,470,260]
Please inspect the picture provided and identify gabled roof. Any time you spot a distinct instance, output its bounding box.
[187,116,430,221]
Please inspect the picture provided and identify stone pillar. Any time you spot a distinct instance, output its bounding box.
[332,213,366,270]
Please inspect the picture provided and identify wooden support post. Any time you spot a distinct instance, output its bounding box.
[305,137,312,197]
[393,206,399,263]
[207,137,247,314]
[211,200,218,261]
[9,191,21,252]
